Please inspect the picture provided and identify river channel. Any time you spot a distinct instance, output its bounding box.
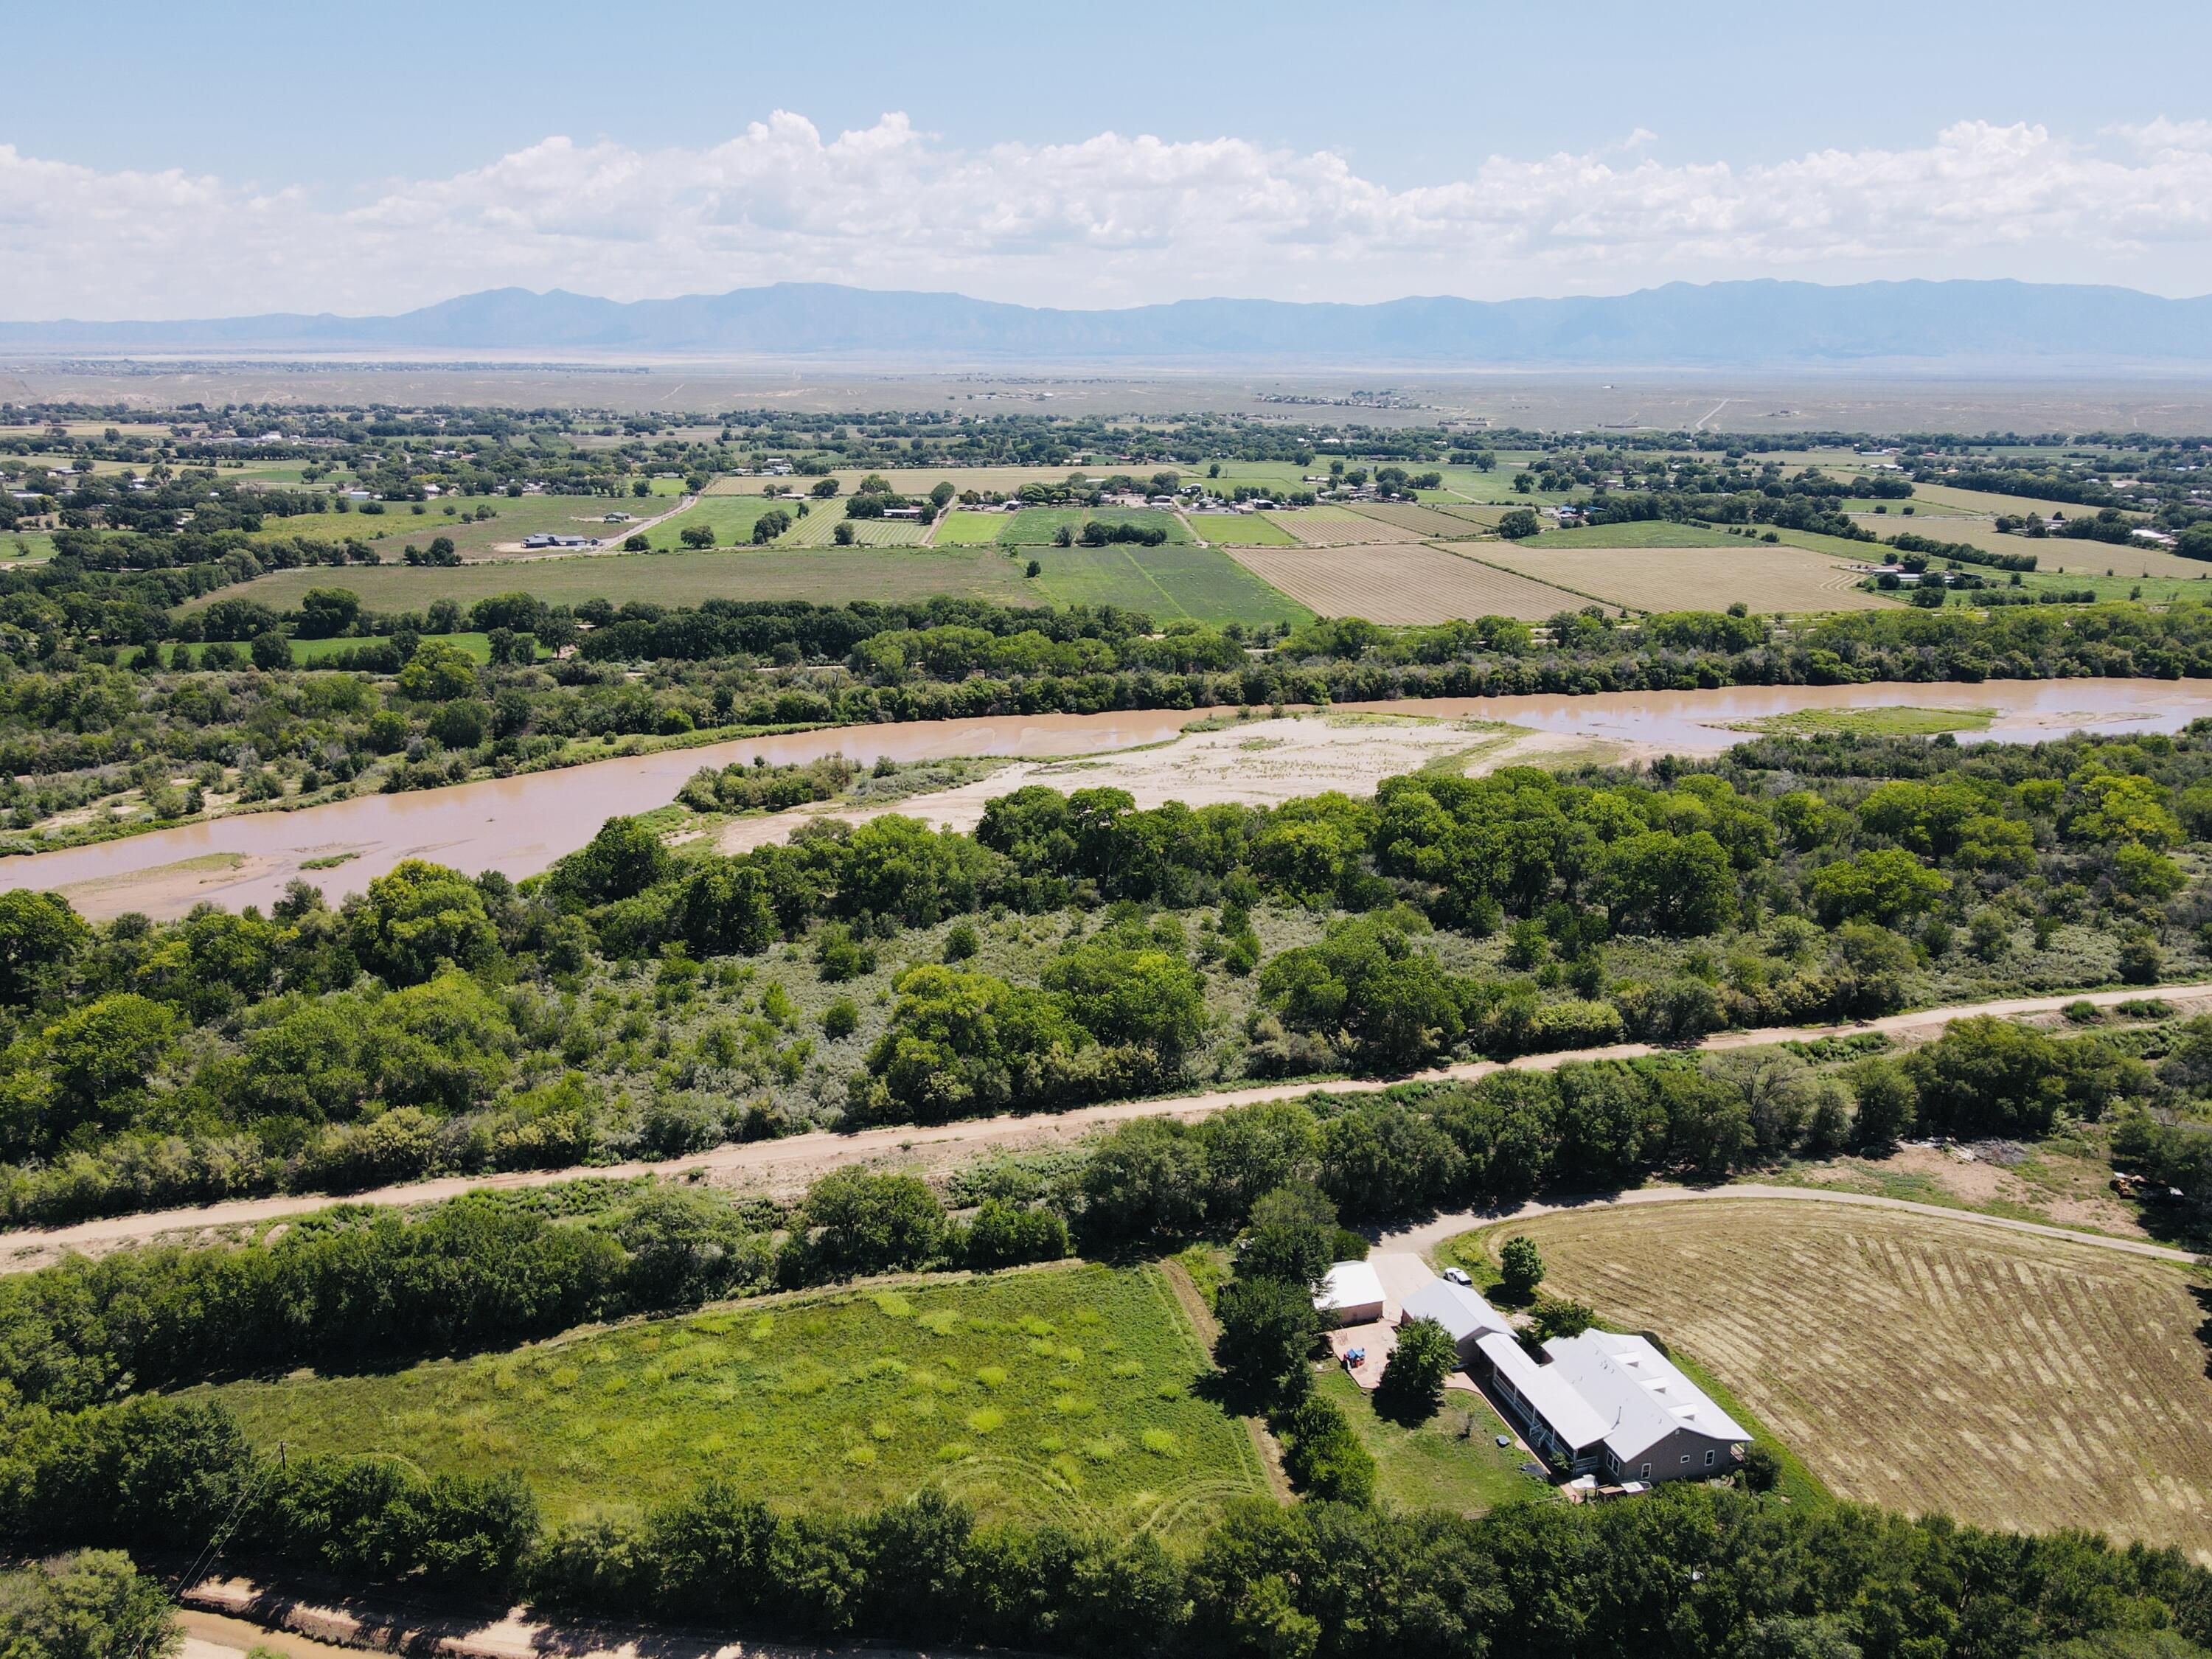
[10,677,2209,920]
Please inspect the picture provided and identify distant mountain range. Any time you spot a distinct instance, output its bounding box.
[6,279,2212,365]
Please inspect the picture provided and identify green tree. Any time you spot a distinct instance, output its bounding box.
[1274,1392,1376,1505]
[1375,1315,1455,1422]
[1812,848,1950,926]
[0,889,88,1006]
[0,1551,179,1659]
[1497,507,1541,538]
[550,815,669,907]
[1215,1274,1321,1405]
[295,586,362,639]
[790,1169,945,1279]
[395,638,481,701]
[1238,1183,1340,1289]
[349,859,500,986]
[1498,1235,1545,1300]
[248,629,293,671]
[680,524,715,549]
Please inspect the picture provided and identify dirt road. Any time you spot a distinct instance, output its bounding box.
[1377,1182,2205,1267]
[8,981,2205,1271]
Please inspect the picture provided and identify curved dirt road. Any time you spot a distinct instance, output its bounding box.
[7,981,2208,1270]
[1378,1183,2205,1267]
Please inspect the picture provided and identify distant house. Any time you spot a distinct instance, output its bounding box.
[522,533,596,549]
[883,506,923,520]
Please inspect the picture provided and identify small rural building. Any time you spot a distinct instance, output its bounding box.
[1315,1261,1386,1326]
[1399,1277,1512,1360]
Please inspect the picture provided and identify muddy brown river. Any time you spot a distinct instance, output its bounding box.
[10,678,2209,920]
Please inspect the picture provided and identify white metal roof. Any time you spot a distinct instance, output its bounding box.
[1401,1278,1512,1346]
[1315,1260,1385,1316]
[1540,1331,1750,1462]
[1476,1330,1611,1450]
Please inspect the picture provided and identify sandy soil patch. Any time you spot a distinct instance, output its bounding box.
[714,714,1579,855]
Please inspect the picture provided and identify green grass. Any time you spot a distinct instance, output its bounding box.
[1935,572,2212,608]
[1728,706,1996,738]
[1028,542,1313,626]
[1523,520,1884,564]
[1314,1369,1551,1516]
[633,495,781,551]
[1189,512,1301,546]
[253,495,622,560]
[0,532,57,564]
[184,546,1043,615]
[1002,508,1192,547]
[934,509,1020,546]
[201,1261,1267,1537]
[777,508,930,548]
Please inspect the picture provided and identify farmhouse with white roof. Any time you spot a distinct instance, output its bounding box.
[1333,1265,1750,1484]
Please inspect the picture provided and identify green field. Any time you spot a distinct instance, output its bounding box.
[778,507,930,548]
[933,507,1193,549]
[254,495,632,559]
[187,546,1042,614]
[1027,541,1313,625]
[1313,1370,1548,1515]
[633,495,781,551]
[1531,519,1885,564]
[0,532,57,564]
[936,509,1020,546]
[1188,512,1301,546]
[1004,508,1192,546]
[1935,572,2212,608]
[205,1262,1267,1535]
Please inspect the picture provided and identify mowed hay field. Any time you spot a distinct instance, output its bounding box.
[1467,1203,2212,1559]
[205,1262,1267,1539]
[187,546,1040,613]
[1277,507,1427,547]
[1481,543,1897,614]
[1225,543,1588,623]
[1346,500,1482,539]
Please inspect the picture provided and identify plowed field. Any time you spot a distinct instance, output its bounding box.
[1223,544,1587,622]
[1277,507,1426,547]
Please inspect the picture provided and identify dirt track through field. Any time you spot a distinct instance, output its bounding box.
[10,982,2208,1273]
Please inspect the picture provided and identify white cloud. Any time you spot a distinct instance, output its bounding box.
[4,114,2212,319]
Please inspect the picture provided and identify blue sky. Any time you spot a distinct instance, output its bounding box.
[5,0,2212,316]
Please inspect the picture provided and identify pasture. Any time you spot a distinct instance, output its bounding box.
[1223,544,1588,623]
[1453,1201,2212,1560]
[252,495,630,560]
[184,546,1040,614]
[1001,507,1193,546]
[935,509,1020,546]
[1909,481,2127,521]
[1481,543,1896,614]
[632,495,779,551]
[206,1262,1268,1537]
[1027,542,1312,626]
[779,509,931,548]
